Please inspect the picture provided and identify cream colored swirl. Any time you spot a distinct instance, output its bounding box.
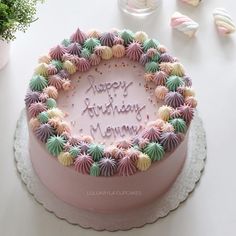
[171,12,199,37]
[136,153,151,171]
[134,31,148,43]
[56,121,71,134]
[181,0,201,6]
[62,80,72,91]
[162,123,175,132]
[144,73,154,82]
[87,29,102,38]
[213,8,236,35]
[43,86,58,99]
[29,117,41,131]
[112,44,125,58]
[38,55,51,64]
[147,119,166,129]
[58,152,74,166]
[159,62,174,75]
[185,96,197,108]
[158,105,173,121]
[155,85,169,100]
[184,86,195,97]
[63,60,77,74]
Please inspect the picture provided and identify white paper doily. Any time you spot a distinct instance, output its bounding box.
[14,109,207,231]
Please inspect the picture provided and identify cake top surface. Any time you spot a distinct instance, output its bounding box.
[25,27,197,177]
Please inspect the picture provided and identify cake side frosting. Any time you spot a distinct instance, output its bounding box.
[25,28,197,177]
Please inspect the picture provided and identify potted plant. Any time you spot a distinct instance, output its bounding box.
[0,0,44,70]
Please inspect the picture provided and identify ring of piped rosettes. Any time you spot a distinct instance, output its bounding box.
[25,28,197,177]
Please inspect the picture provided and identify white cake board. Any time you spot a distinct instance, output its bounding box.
[14,109,207,231]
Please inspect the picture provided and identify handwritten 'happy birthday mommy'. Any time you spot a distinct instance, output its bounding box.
[81,75,146,140]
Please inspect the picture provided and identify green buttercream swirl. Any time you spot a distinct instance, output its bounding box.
[144,142,165,161]
[51,60,63,70]
[83,38,101,52]
[46,98,57,109]
[61,38,71,47]
[69,146,80,158]
[47,135,66,156]
[38,111,49,123]
[166,75,184,91]
[169,118,187,133]
[88,143,104,161]
[145,61,159,73]
[80,48,91,59]
[120,29,134,45]
[143,39,159,52]
[90,162,100,176]
[29,75,48,92]
[151,52,160,62]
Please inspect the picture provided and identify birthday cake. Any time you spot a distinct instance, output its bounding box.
[25,28,197,214]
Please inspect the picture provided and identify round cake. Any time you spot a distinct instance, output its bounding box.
[25,28,197,213]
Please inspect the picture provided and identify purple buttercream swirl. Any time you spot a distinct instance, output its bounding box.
[126,42,143,61]
[35,123,55,143]
[99,157,117,176]
[67,43,82,56]
[183,76,192,87]
[70,28,87,44]
[49,45,67,60]
[24,91,40,107]
[139,54,151,66]
[79,141,89,153]
[160,131,180,152]
[100,32,115,47]
[164,91,184,108]
[58,69,70,79]
[159,53,175,63]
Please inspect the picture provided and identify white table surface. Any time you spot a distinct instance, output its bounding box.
[0,0,236,235]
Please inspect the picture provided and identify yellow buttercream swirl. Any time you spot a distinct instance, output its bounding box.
[35,63,49,77]
[171,62,185,77]
[63,60,77,74]
[112,44,125,58]
[134,31,148,43]
[47,108,65,119]
[136,153,151,171]
[58,152,74,166]
[158,105,173,121]
[101,46,113,60]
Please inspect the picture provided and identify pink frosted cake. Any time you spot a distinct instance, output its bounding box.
[25,28,197,214]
